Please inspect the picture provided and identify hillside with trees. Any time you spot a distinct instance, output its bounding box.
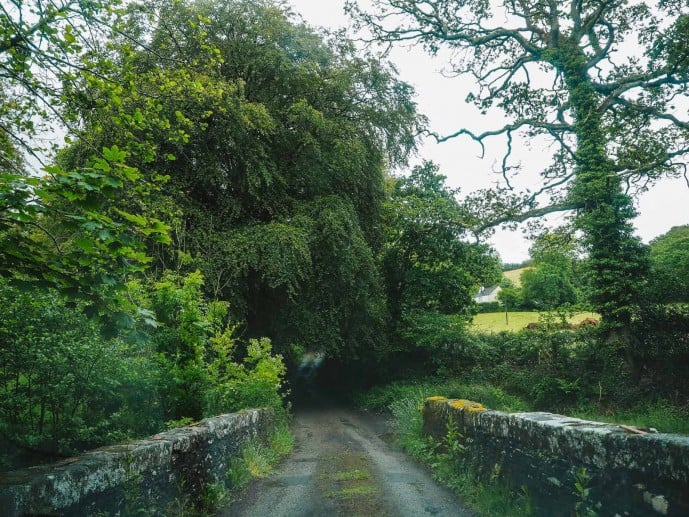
[647,225,689,303]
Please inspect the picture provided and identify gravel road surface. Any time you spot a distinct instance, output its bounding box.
[223,402,472,517]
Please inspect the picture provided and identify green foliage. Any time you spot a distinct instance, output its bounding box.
[398,310,496,372]
[625,303,689,391]
[475,301,503,313]
[359,379,529,414]
[137,271,288,421]
[381,162,502,361]
[384,306,689,433]
[647,225,689,303]
[0,149,170,307]
[227,421,293,491]
[0,1,170,307]
[59,0,424,360]
[205,337,286,417]
[145,272,212,420]
[497,286,525,312]
[382,162,501,322]
[518,229,584,310]
[0,279,163,457]
[573,468,596,517]
[520,266,578,310]
[0,271,289,466]
[0,0,104,158]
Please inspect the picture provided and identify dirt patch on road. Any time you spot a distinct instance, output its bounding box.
[317,450,389,516]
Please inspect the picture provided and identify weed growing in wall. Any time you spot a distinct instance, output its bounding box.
[573,467,597,517]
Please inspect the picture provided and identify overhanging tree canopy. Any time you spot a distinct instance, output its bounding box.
[0,0,169,306]
[348,0,689,326]
[62,0,425,358]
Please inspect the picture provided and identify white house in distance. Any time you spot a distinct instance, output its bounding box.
[475,285,502,304]
[474,266,530,304]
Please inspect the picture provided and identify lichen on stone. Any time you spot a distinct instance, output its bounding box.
[448,399,487,413]
[425,396,447,402]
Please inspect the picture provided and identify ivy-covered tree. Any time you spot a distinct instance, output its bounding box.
[348,0,689,332]
[62,0,424,359]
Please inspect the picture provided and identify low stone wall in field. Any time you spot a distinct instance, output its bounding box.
[423,397,689,516]
[0,408,274,516]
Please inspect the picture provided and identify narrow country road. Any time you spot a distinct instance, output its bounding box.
[223,398,472,517]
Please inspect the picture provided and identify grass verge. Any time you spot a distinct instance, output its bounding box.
[570,402,689,434]
[227,419,294,492]
[360,382,532,516]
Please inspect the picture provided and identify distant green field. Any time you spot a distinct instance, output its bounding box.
[471,311,600,332]
[502,267,531,287]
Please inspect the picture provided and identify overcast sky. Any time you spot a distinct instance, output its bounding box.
[287,0,689,263]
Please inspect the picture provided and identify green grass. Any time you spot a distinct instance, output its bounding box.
[471,311,599,332]
[228,420,294,490]
[332,469,370,481]
[571,402,689,435]
[358,378,530,414]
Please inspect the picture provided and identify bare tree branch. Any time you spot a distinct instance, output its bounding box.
[472,201,581,235]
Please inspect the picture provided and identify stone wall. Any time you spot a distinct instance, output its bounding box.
[423,397,689,517]
[0,408,274,516]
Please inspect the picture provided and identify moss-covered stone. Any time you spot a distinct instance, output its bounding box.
[423,398,689,516]
[0,409,274,516]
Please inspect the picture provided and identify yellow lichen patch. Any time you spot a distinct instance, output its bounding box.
[449,399,487,412]
[426,396,447,402]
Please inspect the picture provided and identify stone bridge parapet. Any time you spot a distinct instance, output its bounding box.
[423,397,689,516]
[0,408,274,516]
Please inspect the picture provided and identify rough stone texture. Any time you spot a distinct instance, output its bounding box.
[0,408,274,516]
[423,398,689,517]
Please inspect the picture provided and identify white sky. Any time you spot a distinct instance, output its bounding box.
[287,0,689,263]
